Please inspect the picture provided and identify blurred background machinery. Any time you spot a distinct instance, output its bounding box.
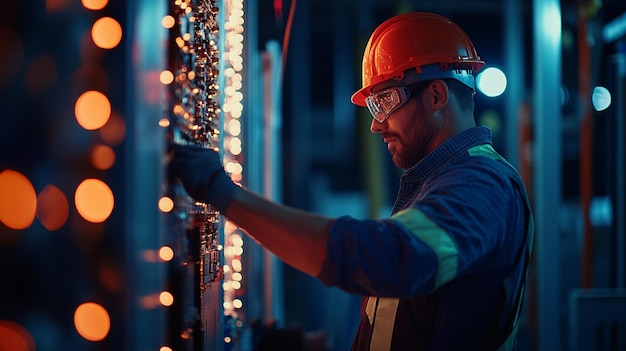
[1,0,626,351]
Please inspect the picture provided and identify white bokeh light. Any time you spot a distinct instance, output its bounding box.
[592,86,612,111]
[476,67,507,97]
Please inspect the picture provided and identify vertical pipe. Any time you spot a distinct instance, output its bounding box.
[287,0,311,210]
[613,53,625,288]
[578,3,594,289]
[125,1,166,350]
[332,1,355,161]
[243,0,267,325]
[262,40,285,326]
[356,0,386,219]
[533,0,562,350]
[504,0,523,168]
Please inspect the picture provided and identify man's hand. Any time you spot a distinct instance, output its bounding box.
[167,144,239,212]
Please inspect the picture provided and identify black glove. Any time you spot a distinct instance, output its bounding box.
[168,144,239,212]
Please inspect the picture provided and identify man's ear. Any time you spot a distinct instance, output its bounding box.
[429,79,449,110]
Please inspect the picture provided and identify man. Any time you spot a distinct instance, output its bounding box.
[169,12,534,351]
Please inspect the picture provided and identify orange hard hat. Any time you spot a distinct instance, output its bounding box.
[351,12,485,106]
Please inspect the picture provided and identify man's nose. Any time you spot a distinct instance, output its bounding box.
[370,118,386,133]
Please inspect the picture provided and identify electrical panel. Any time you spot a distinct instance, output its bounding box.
[164,0,224,350]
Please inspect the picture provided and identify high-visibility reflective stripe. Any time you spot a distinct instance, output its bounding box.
[367,297,399,351]
[467,144,508,164]
[469,143,535,351]
[391,208,459,288]
[366,297,377,324]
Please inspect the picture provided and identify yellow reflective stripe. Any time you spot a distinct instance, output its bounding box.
[368,297,399,351]
[392,208,459,288]
[365,297,377,324]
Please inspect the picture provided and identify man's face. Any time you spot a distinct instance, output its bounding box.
[369,82,437,169]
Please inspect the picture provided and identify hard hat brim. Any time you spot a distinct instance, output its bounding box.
[351,63,482,107]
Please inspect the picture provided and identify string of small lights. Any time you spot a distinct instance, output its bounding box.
[220,0,246,345]
[158,0,246,349]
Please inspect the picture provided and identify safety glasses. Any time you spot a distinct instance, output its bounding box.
[365,85,413,123]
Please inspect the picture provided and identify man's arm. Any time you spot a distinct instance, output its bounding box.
[224,189,334,277]
[168,144,334,277]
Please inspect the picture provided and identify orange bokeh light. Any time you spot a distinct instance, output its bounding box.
[75,90,111,130]
[158,197,174,213]
[0,320,35,351]
[159,291,174,307]
[91,144,116,170]
[158,118,171,127]
[74,179,114,223]
[160,70,174,85]
[99,111,126,145]
[91,17,122,49]
[36,184,69,231]
[162,15,175,29]
[0,170,36,230]
[81,0,108,10]
[74,302,110,341]
[159,246,174,262]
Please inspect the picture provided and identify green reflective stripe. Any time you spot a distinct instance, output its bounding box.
[467,143,507,162]
[469,143,535,351]
[391,208,458,288]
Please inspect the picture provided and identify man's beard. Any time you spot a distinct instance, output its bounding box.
[389,131,432,170]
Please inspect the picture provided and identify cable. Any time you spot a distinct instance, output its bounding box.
[281,0,297,74]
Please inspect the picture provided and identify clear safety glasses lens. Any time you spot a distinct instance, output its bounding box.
[365,86,412,123]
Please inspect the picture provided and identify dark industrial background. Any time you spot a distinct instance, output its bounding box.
[1,0,626,350]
